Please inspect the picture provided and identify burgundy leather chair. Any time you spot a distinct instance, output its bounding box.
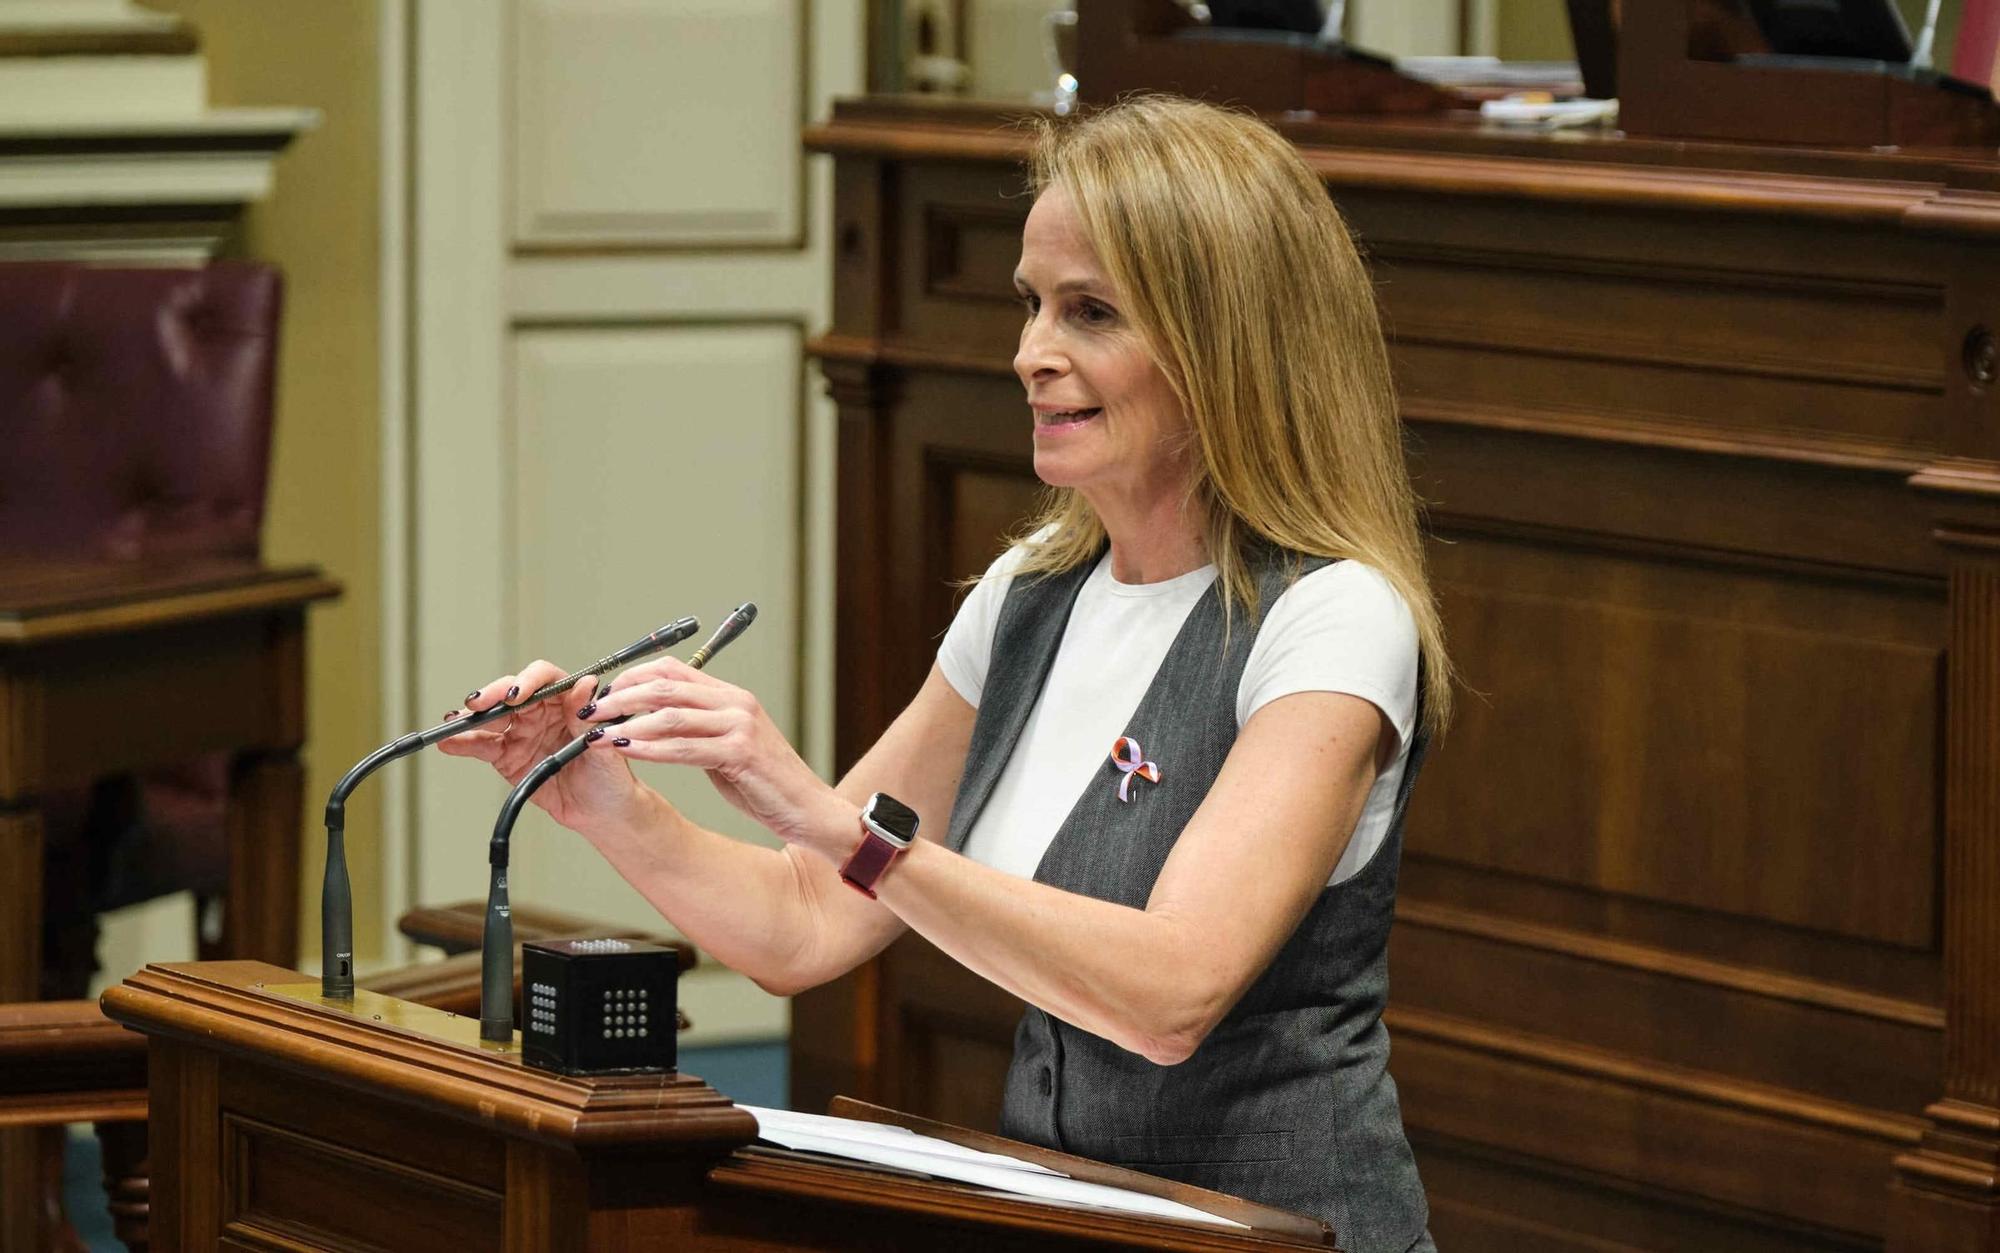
[0,261,284,998]
[1,262,278,564]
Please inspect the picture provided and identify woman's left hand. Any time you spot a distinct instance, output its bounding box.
[583,657,848,852]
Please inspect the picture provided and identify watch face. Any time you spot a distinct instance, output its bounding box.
[864,793,919,845]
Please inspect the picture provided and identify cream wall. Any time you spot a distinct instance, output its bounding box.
[1350,0,1461,55]
[966,0,1062,100]
[1493,0,1571,61]
[95,2,387,986]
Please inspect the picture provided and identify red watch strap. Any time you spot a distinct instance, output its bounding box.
[839,829,903,898]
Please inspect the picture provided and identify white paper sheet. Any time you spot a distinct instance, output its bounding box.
[745,1106,1060,1174]
[741,1106,1247,1230]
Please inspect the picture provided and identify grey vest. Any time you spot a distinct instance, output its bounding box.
[945,551,1431,1253]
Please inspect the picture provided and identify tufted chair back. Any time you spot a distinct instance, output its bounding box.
[0,262,281,562]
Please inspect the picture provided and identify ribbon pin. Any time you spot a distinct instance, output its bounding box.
[1111,736,1162,803]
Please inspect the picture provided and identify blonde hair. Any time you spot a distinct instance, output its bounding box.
[1009,94,1453,735]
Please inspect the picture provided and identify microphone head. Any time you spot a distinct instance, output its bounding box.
[712,601,757,644]
[653,616,701,648]
[689,602,757,670]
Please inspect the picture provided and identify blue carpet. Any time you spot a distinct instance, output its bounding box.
[62,1131,116,1252]
[680,1040,790,1109]
[63,1041,787,1251]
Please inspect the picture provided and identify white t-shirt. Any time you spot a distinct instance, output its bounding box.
[937,539,1419,886]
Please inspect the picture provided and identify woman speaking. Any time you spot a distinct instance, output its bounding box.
[444,95,1451,1253]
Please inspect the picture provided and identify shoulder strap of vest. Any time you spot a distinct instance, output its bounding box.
[942,556,1099,852]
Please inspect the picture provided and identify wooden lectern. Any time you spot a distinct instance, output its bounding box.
[102,962,1335,1252]
[1617,0,2000,147]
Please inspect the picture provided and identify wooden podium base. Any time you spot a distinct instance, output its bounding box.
[102,962,1332,1252]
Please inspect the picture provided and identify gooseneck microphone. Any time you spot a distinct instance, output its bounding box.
[478,603,758,1042]
[318,616,700,999]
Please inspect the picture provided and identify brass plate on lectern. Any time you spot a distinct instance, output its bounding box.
[264,982,520,1055]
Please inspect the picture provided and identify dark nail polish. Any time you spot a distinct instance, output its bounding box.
[584,728,605,743]
[612,737,631,748]
[594,680,611,702]
[577,703,597,720]
[507,685,521,700]
[442,710,459,720]
[466,689,481,704]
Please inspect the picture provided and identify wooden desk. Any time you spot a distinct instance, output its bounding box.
[0,558,340,993]
[103,962,1333,1252]
[0,1001,149,1250]
[798,98,2000,1251]
[0,558,338,1251]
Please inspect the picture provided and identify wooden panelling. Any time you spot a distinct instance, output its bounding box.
[1415,1135,1880,1253]
[1399,856,1943,1008]
[1416,532,1942,948]
[151,1037,222,1250]
[1391,1007,1918,1239]
[1390,909,1942,1115]
[939,466,1042,592]
[830,161,893,340]
[881,936,1017,1132]
[1412,425,1943,578]
[1399,341,1939,467]
[0,812,38,1004]
[222,1114,504,1252]
[1888,544,2000,1230]
[1376,245,1943,395]
[925,203,1033,305]
[893,166,1030,354]
[1941,558,2000,1107]
[218,1059,507,1192]
[1353,194,1951,471]
[901,1017,1014,1133]
[1335,193,1950,290]
[927,458,1043,645]
[883,370,1042,710]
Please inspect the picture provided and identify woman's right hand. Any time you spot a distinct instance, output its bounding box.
[434,659,650,834]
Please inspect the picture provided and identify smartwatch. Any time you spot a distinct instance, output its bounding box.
[840,792,919,898]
